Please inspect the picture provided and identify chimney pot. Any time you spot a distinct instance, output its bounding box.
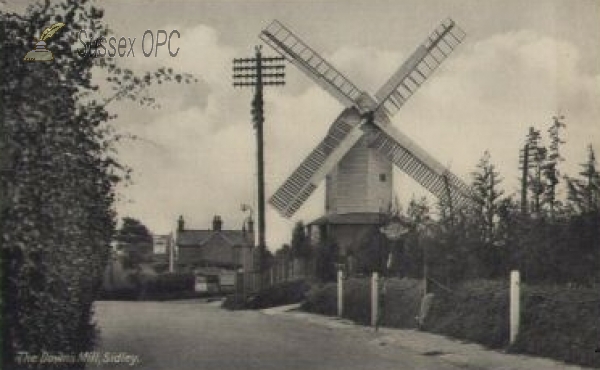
[212,215,223,231]
[177,215,185,232]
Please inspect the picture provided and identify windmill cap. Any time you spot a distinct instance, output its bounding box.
[356,92,377,112]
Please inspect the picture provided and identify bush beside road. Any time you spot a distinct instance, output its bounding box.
[302,277,600,368]
[222,279,310,310]
[511,284,600,368]
[99,269,225,301]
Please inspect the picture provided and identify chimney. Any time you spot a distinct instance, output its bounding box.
[212,215,222,231]
[177,215,185,232]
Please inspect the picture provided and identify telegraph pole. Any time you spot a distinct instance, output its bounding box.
[233,46,285,290]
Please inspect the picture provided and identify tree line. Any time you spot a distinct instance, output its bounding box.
[275,116,599,286]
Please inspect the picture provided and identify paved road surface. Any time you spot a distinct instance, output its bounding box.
[94,300,461,370]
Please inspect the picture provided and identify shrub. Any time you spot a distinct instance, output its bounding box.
[223,280,310,310]
[424,279,509,348]
[303,277,600,368]
[97,287,140,301]
[380,278,423,328]
[303,277,422,328]
[138,272,195,300]
[511,284,600,368]
[221,294,248,310]
[302,283,337,315]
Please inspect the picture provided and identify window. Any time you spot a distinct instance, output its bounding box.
[379,173,387,182]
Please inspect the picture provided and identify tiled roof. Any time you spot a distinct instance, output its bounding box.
[177,230,212,246]
[177,229,252,247]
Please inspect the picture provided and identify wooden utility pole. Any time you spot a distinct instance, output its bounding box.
[233,46,285,289]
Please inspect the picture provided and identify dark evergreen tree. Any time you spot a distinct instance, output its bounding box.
[564,145,600,283]
[406,196,430,228]
[314,240,338,282]
[467,151,508,278]
[398,196,430,279]
[471,151,505,245]
[525,127,547,215]
[566,145,600,213]
[290,221,311,259]
[116,217,153,267]
[543,116,566,218]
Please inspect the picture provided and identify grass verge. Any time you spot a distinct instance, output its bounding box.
[302,277,600,368]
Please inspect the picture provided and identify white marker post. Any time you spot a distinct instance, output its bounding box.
[510,270,521,345]
[371,272,379,327]
[337,269,344,317]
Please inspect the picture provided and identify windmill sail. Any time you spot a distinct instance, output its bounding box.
[269,111,366,218]
[374,19,466,118]
[260,20,366,110]
[369,123,474,208]
[266,18,472,218]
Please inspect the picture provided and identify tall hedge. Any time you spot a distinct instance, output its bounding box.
[1,2,116,368]
[0,1,193,368]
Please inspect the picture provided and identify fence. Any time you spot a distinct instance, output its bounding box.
[233,256,311,297]
[268,256,313,286]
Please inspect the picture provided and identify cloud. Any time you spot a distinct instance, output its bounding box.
[116,27,412,247]
[115,24,252,233]
[115,23,600,251]
[326,46,404,93]
[390,29,600,198]
[114,23,341,247]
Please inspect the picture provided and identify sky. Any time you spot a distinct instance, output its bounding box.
[7,0,600,250]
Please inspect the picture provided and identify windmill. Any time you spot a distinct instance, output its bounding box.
[260,19,474,258]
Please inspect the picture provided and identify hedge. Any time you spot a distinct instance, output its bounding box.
[222,280,310,310]
[302,277,600,368]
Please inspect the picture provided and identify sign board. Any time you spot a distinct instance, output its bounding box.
[380,220,411,241]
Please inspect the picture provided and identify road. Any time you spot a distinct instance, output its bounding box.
[94,300,462,370]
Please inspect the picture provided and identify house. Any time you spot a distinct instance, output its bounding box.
[174,215,255,290]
